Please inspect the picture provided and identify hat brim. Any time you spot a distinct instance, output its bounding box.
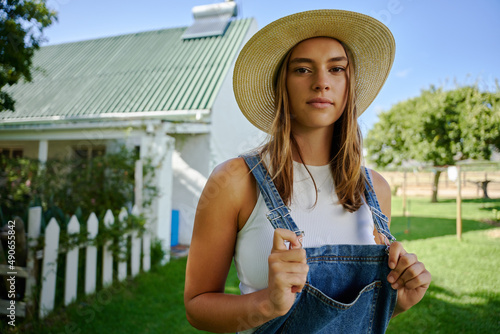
[233,9,396,133]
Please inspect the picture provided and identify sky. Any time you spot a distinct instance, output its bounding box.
[42,0,500,135]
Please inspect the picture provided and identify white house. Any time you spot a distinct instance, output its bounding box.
[0,1,263,260]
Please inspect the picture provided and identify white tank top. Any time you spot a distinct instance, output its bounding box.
[233,161,376,295]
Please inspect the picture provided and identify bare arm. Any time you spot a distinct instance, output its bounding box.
[184,158,308,332]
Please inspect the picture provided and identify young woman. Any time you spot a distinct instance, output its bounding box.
[184,10,431,333]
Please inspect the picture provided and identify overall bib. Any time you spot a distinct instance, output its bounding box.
[241,154,397,334]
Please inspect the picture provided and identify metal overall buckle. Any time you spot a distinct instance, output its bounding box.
[369,206,395,254]
[266,206,304,249]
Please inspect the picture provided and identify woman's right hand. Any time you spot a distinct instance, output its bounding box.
[266,228,309,317]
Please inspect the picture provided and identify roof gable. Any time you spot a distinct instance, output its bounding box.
[1,18,253,123]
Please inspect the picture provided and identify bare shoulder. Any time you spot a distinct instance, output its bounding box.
[192,157,256,244]
[210,157,252,181]
[368,169,391,195]
[201,157,257,228]
[207,157,255,197]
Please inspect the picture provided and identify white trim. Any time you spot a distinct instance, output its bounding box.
[0,129,147,141]
[0,119,161,131]
[0,120,210,141]
[162,122,210,134]
[38,140,48,163]
[0,109,211,125]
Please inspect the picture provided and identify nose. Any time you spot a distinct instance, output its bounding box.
[312,71,330,91]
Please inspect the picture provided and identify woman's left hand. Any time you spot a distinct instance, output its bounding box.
[387,241,431,317]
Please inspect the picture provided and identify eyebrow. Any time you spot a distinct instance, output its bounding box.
[289,56,348,65]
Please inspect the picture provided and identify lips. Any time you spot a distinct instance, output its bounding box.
[307,97,333,108]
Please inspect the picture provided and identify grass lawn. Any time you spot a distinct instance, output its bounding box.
[386,229,500,333]
[2,197,499,333]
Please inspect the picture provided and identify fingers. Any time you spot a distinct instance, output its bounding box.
[267,257,308,313]
[273,228,302,251]
[387,241,407,270]
[387,242,431,290]
[270,262,309,290]
[269,258,309,275]
[267,229,309,316]
[401,265,432,290]
[269,229,308,287]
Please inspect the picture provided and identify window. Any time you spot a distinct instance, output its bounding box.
[0,148,23,158]
[73,146,106,160]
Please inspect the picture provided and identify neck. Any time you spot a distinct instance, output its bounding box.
[292,126,333,166]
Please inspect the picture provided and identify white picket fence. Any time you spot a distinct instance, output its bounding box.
[0,205,151,319]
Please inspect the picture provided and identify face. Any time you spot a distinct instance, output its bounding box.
[286,37,349,133]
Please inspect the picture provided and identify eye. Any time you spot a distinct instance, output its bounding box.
[293,67,310,74]
[330,66,345,73]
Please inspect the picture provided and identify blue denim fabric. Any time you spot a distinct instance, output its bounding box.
[241,154,397,334]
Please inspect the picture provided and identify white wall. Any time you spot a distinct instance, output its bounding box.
[173,133,211,177]
[210,18,266,171]
[171,133,211,245]
[171,150,207,245]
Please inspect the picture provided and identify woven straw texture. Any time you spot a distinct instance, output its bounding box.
[233,10,395,133]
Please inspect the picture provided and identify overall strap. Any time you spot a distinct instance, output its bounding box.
[363,167,396,243]
[240,153,303,236]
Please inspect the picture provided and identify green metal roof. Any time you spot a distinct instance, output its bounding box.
[0,18,253,124]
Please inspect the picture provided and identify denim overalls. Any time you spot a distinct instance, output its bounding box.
[241,154,397,334]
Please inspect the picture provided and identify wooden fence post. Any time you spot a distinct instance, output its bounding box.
[64,216,80,306]
[457,166,463,241]
[130,205,141,278]
[85,213,98,295]
[25,206,42,318]
[39,218,60,318]
[135,160,143,210]
[118,208,128,282]
[102,210,114,287]
[402,171,407,217]
[130,231,140,277]
[142,233,151,273]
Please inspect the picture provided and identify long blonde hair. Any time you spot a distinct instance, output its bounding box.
[260,38,366,213]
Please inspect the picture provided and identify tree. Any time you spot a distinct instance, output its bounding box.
[365,84,500,202]
[1,0,57,112]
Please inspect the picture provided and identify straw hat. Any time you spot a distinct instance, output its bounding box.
[233,9,395,133]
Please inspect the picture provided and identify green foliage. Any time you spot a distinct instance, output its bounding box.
[150,239,167,269]
[366,84,500,168]
[0,145,157,228]
[1,0,57,111]
[39,212,149,261]
[41,146,137,222]
[0,145,158,270]
[93,213,148,261]
[458,86,500,159]
[0,156,40,223]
